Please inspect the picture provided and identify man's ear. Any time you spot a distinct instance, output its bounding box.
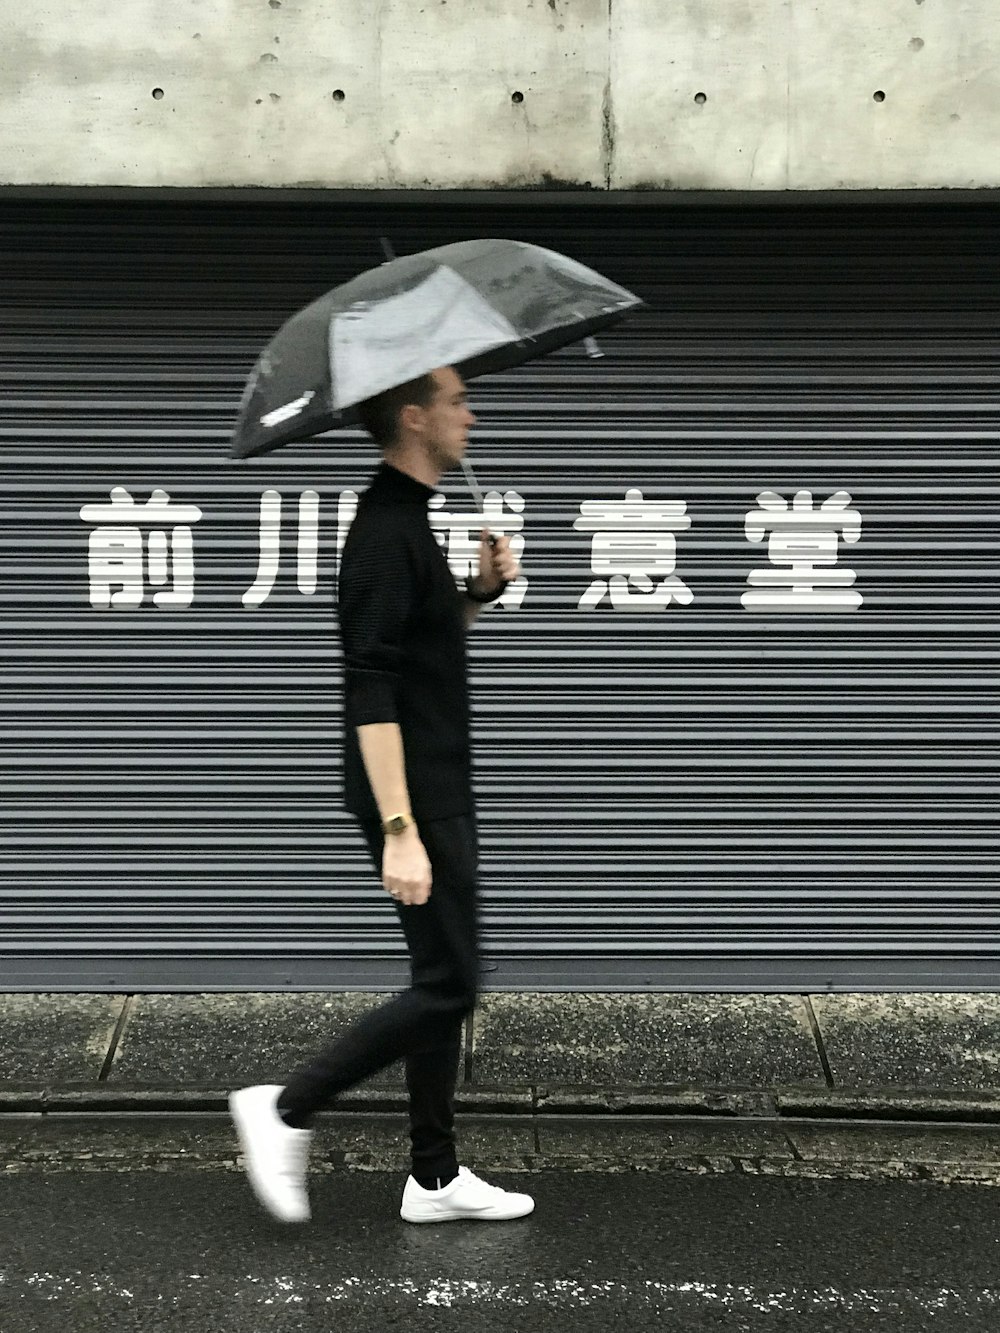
[398,402,424,437]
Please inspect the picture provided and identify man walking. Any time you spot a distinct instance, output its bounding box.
[229,365,534,1226]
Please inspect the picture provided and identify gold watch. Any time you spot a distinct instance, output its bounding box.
[382,812,414,837]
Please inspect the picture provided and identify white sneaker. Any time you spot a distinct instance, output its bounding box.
[229,1084,312,1223]
[400,1166,535,1224]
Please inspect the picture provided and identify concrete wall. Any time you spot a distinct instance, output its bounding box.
[4,1,999,190]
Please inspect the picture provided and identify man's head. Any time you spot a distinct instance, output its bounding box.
[356,366,475,478]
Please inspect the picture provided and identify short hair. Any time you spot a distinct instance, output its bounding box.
[354,373,438,448]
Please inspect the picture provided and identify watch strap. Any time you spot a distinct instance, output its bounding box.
[465,578,508,604]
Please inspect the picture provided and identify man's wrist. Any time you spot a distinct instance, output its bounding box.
[381,811,415,836]
[465,576,507,604]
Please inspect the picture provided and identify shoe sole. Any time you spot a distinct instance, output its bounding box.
[400,1203,535,1224]
[229,1091,310,1224]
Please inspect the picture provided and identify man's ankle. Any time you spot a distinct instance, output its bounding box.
[277,1104,312,1131]
[414,1169,458,1191]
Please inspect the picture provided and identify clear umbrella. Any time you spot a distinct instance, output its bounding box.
[230,238,643,462]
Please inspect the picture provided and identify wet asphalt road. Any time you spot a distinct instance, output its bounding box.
[1,1114,999,1332]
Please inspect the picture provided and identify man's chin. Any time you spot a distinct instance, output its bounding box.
[434,443,466,474]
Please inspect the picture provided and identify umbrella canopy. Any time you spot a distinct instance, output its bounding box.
[230,238,643,459]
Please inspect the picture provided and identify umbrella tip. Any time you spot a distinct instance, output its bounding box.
[379,236,396,261]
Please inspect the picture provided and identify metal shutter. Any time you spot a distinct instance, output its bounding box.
[2,193,997,991]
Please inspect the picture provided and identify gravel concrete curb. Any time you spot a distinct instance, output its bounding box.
[7,1086,1000,1125]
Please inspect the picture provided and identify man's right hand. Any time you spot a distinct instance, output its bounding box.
[382,828,433,906]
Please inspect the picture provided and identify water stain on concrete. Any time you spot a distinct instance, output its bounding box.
[812,993,1000,1093]
[107,993,423,1088]
[0,995,123,1083]
[473,994,823,1088]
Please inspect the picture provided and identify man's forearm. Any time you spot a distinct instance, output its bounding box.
[357,722,413,819]
[463,598,481,629]
[357,722,429,898]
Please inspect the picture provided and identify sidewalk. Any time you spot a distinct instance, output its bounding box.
[3,992,1000,1122]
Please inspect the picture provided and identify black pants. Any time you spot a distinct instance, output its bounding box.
[277,813,479,1181]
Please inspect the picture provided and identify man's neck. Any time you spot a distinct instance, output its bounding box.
[382,447,441,490]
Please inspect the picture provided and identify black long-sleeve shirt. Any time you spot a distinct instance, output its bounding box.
[338,462,473,823]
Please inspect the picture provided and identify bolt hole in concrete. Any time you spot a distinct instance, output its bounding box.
[511,90,524,103]
[874,89,887,102]
[332,89,346,102]
[152,88,164,100]
[694,91,707,104]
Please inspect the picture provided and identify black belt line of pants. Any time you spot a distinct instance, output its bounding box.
[277,812,479,1182]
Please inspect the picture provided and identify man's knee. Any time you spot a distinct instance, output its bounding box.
[457,955,480,1013]
[457,979,478,1017]
[443,969,478,1017]
[420,967,476,1020]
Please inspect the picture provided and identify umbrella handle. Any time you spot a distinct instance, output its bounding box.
[462,460,498,548]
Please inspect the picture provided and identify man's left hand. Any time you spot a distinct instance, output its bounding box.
[474,529,520,597]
